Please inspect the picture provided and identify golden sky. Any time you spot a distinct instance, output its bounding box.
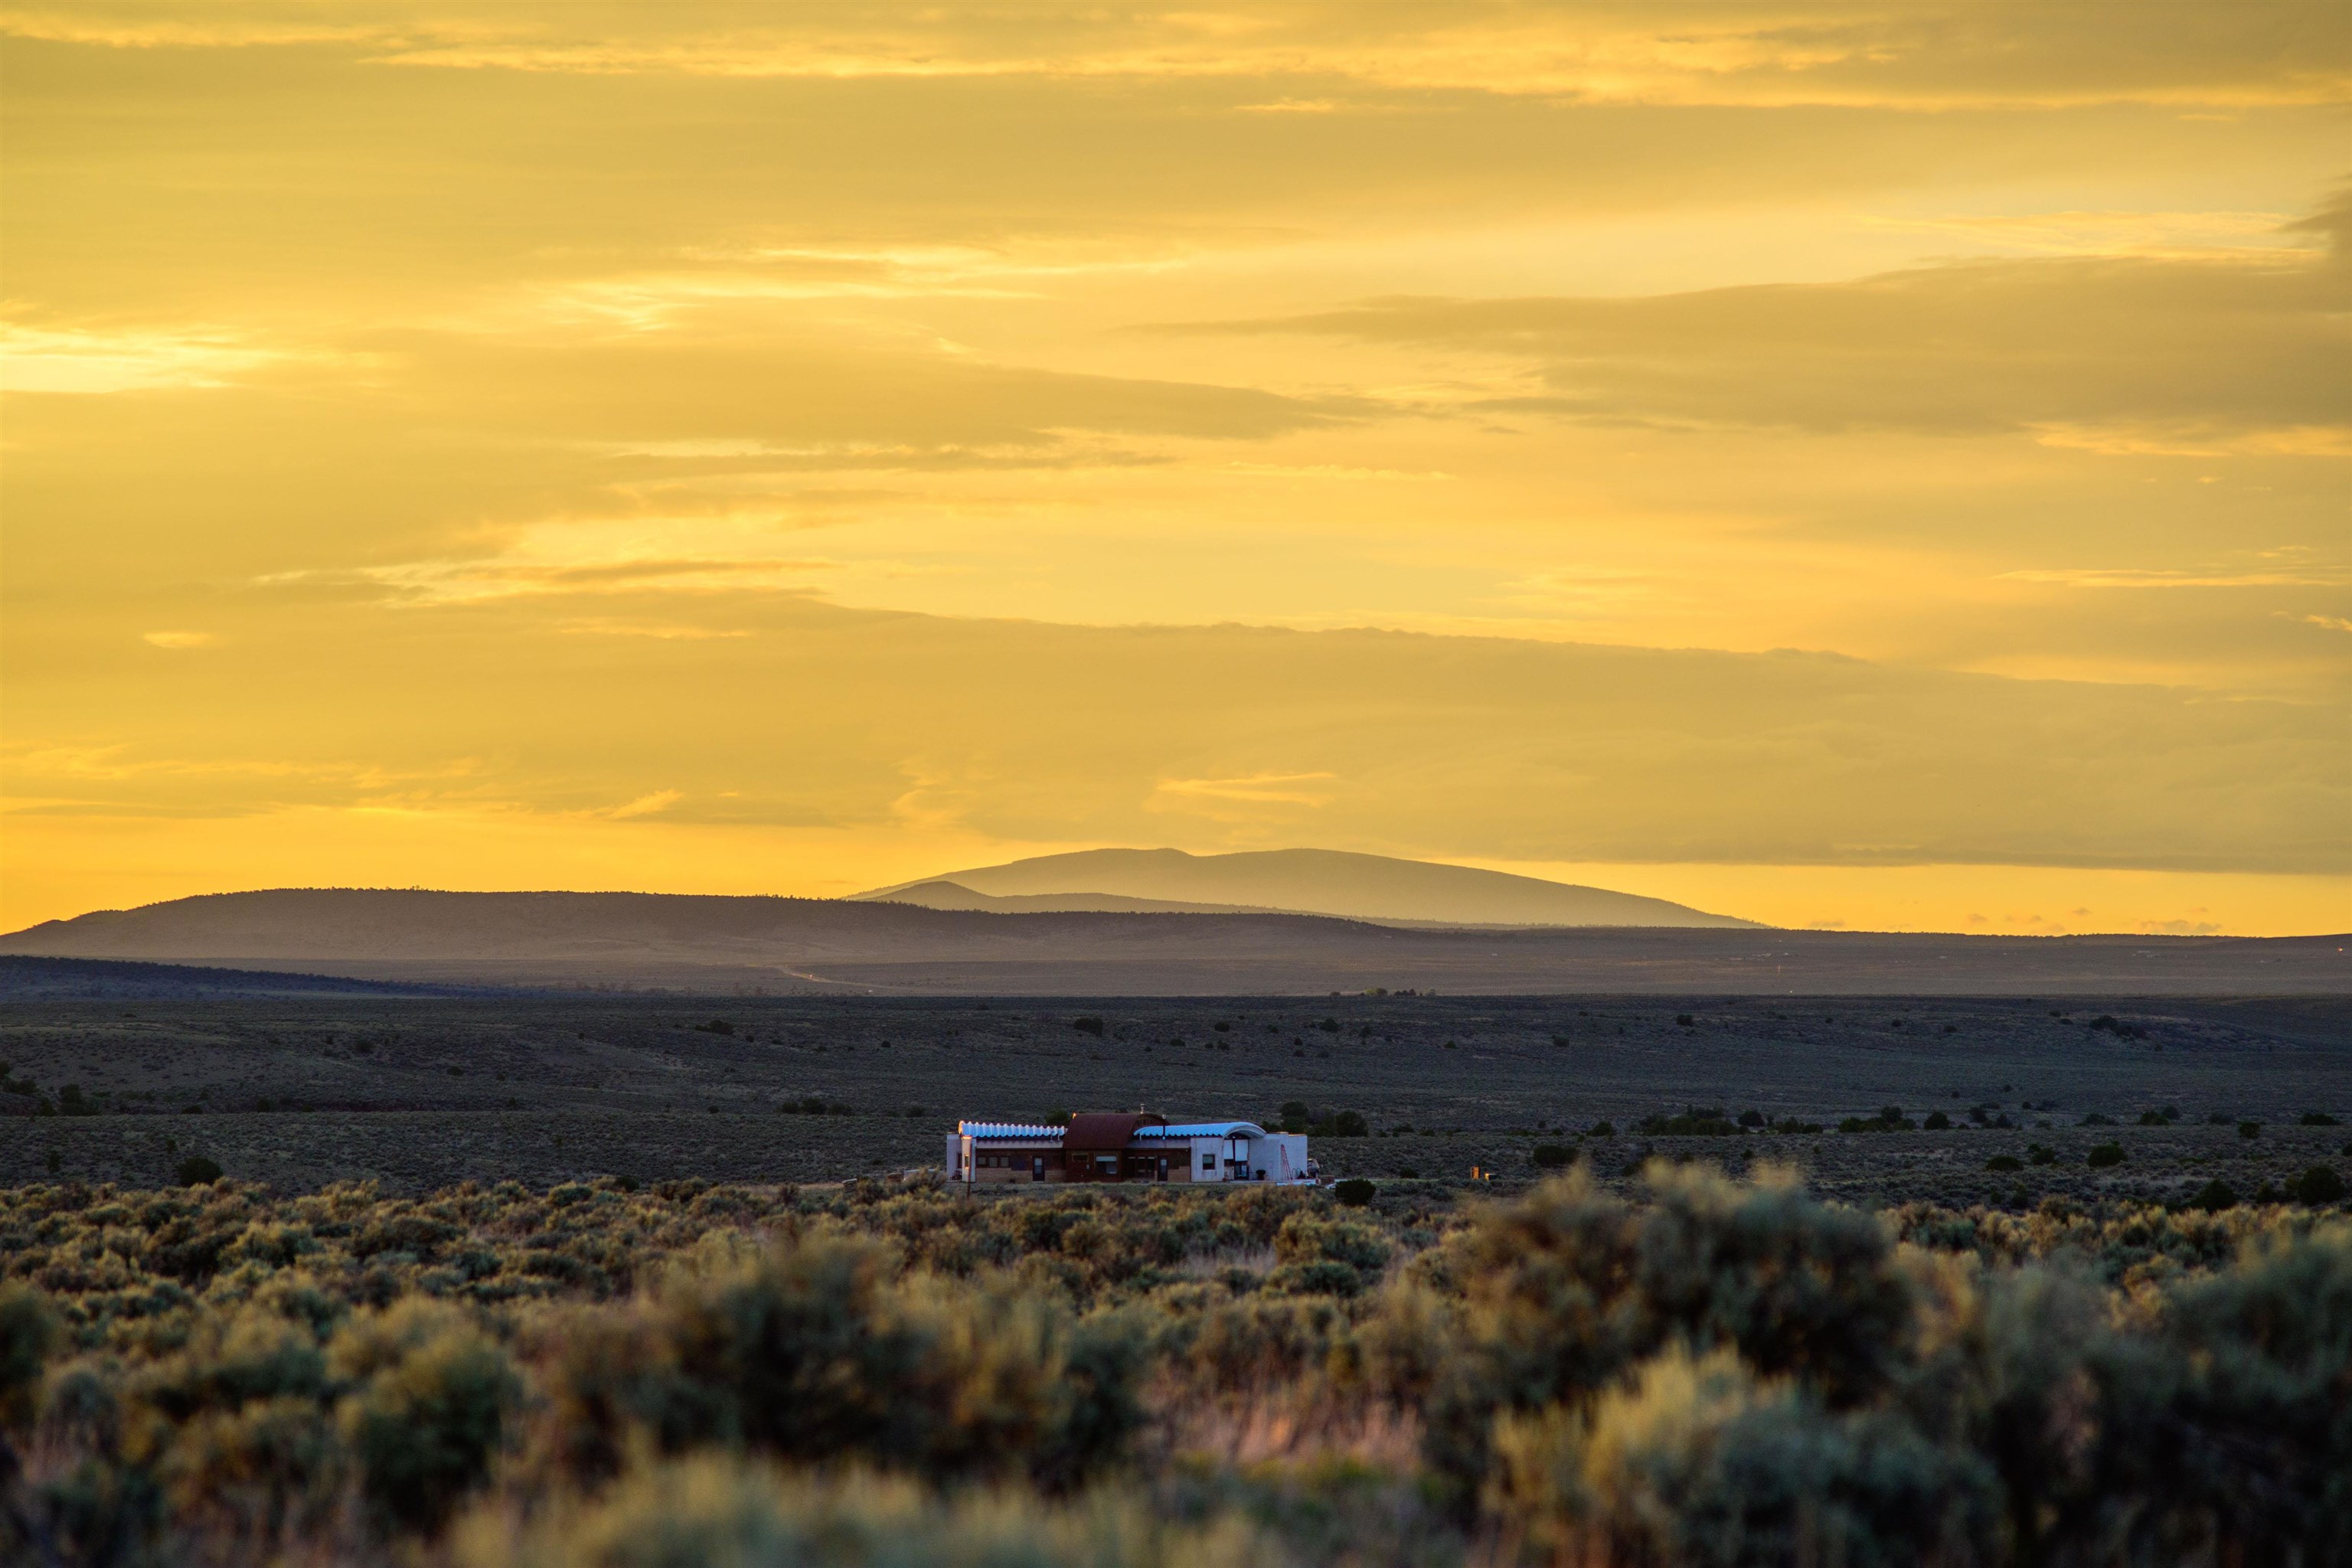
[3,2,2347,935]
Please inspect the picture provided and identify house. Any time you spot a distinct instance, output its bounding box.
[946,1111,1317,1186]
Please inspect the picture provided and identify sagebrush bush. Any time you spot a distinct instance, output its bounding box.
[1491,1346,1995,1567]
[539,1233,1143,1492]
[2,1169,2344,1565]
[333,1298,520,1535]
[1269,1212,1393,1297]
[453,1452,1283,1568]
[0,1281,60,1429]
[1422,1162,1919,1504]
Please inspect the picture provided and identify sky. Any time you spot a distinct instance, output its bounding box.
[2,2,2347,936]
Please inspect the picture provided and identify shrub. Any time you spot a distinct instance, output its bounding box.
[2086,1143,2126,1168]
[1332,1177,1377,1205]
[1530,1144,1573,1170]
[2239,1121,2262,1139]
[2149,1226,2352,1554]
[120,1306,345,1547]
[2288,1165,2347,1204]
[0,1283,60,1429]
[1488,1346,1995,1567]
[1923,1111,1952,1130]
[333,1300,520,1535]
[1070,1017,1104,1037]
[2300,1112,2341,1127]
[452,1453,1280,1568]
[175,1155,224,1187]
[1985,1155,2023,1173]
[544,1235,1143,1491]
[1422,1165,1918,1502]
[1271,1213,1391,1295]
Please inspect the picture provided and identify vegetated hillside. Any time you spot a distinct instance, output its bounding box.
[2,1166,2344,1565]
[0,955,478,1000]
[5,890,2345,995]
[858,845,1764,927]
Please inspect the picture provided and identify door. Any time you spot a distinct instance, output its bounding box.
[1031,1156,1045,1181]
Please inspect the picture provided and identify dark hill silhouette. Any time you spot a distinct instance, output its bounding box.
[858,847,1759,927]
[0,887,2342,995]
[0,955,482,999]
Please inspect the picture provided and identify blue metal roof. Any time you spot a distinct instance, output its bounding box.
[958,1119,1272,1140]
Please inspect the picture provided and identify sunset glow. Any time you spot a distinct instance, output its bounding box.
[4,2,2345,933]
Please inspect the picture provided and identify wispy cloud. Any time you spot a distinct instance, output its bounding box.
[0,321,302,394]
[1162,227,2350,443]
[25,5,2322,109]
[1999,568,2350,590]
[554,620,753,640]
[606,789,682,819]
[1153,771,1338,808]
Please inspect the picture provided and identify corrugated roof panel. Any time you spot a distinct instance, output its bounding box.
[957,1118,1277,1141]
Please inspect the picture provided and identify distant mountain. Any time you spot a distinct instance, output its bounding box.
[858,848,1759,929]
[0,888,2336,995]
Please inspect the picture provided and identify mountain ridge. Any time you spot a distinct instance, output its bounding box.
[856,847,1760,929]
[2,888,2337,995]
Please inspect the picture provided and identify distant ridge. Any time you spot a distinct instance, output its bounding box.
[0,955,488,999]
[3,888,2337,995]
[858,847,1760,929]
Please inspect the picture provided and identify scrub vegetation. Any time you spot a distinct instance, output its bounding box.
[2,1161,2345,1566]
[5,993,2347,1207]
